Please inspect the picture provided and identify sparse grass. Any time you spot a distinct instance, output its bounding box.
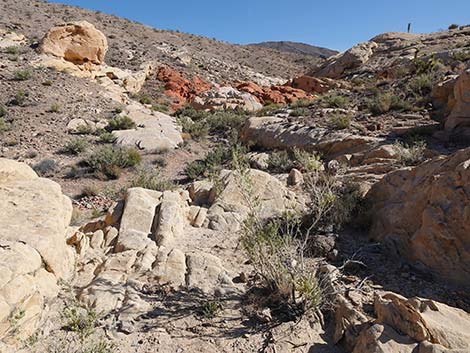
[393,140,427,166]
[13,69,32,81]
[48,103,61,113]
[63,138,90,155]
[106,115,136,131]
[0,118,11,133]
[177,116,209,140]
[5,46,19,55]
[83,146,141,180]
[366,92,413,116]
[267,149,322,173]
[256,103,283,116]
[328,113,351,130]
[407,74,433,98]
[98,132,116,144]
[11,90,27,106]
[76,124,94,135]
[151,103,170,113]
[289,107,309,117]
[33,159,58,176]
[130,167,174,191]
[199,300,223,318]
[321,93,350,108]
[62,306,97,341]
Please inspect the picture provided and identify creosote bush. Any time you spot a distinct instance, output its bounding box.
[321,93,350,108]
[13,69,32,81]
[329,113,351,130]
[33,159,58,176]
[267,148,322,173]
[106,115,136,131]
[393,140,427,166]
[83,146,141,180]
[63,138,89,155]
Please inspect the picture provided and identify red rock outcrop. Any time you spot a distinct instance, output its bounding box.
[236,82,314,105]
[156,66,211,109]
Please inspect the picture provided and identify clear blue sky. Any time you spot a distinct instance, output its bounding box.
[47,0,470,51]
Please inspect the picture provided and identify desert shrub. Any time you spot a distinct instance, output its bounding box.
[389,95,412,111]
[448,24,459,30]
[175,106,210,121]
[5,46,19,55]
[407,74,433,97]
[367,93,392,115]
[177,116,209,140]
[11,90,27,106]
[152,103,170,113]
[267,149,322,173]
[13,69,32,81]
[184,146,231,180]
[452,50,470,62]
[289,107,309,117]
[0,118,10,133]
[237,161,323,314]
[290,98,313,108]
[63,138,90,155]
[48,103,61,113]
[393,140,426,166]
[321,93,350,108]
[267,150,293,173]
[106,115,136,131]
[0,105,7,118]
[33,159,58,176]
[130,167,174,191]
[199,300,223,318]
[62,306,97,341]
[98,132,116,143]
[81,185,100,197]
[413,54,440,75]
[329,113,351,130]
[205,109,248,134]
[84,146,141,180]
[137,94,152,105]
[42,79,53,86]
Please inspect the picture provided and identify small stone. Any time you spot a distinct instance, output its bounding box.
[287,168,303,186]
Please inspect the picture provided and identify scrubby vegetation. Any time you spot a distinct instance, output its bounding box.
[63,138,90,155]
[130,167,174,191]
[267,148,322,173]
[106,115,136,131]
[83,146,141,180]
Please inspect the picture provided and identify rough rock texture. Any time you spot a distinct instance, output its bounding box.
[368,148,470,286]
[310,41,378,78]
[157,66,211,108]
[207,169,302,231]
[39,21,108,66]
[0,159,73,344]
[192,86,263,112]
[441,70,470,136]
[113,108,183,152]
[236,81,314,105]
[290,75,339,94]
[241,116,380,158]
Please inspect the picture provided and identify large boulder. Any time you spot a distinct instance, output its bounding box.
[240,116,380,159]
[39,21,108,66]
[207,169,303,231]
[442,69,470,134]
[310,41,378,79]
[367,148,470,286]
[0,159,73,344]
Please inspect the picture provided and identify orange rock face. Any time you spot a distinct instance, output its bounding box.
[290,75,337,94]
[156,66,211,109]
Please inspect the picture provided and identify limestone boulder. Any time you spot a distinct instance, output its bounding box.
[310,41,378,79]
[0,159,73,344]
[241,116,380,158]
[443,69,470,134]
[207,169,302,231]
[39,21,108,66]
[368,148,470,286]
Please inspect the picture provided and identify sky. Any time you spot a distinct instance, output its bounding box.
[47,0,470,51]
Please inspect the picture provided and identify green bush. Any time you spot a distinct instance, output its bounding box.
[98,132,117,143]
[289,107,309,117]
[329,113,351,130]
[256,103,283,117]
[152,103,170,113]
[106,115,136,131]
[84,146,141,180]
[408,74,433,97]
[11,90,27,106]
[321,93,350,108]
[5,46,19,55]
[48,103,61,113]
[0,117,10,133]
[13,69,32,81]
[267,149,322,173]
[393,140,426,166]
[63,138,90,155]
[177,116,209,140]
[367,93,392,115]
[267,150,293,173]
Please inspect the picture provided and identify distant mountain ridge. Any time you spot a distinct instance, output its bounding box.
[249,41,338,59]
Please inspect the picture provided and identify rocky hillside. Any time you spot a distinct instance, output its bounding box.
[250,40,338,59]
[1,2,470,353]
[0,0,322,84]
